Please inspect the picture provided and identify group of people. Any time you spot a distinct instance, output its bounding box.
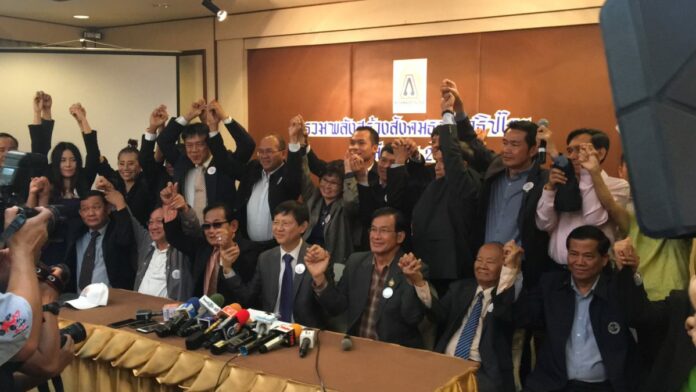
[0,78,694,392]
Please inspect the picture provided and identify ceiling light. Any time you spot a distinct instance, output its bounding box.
[73,15,90,19]
[201,0,228,22]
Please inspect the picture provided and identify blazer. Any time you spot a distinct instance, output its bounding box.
[316,250,427,348]
[411,124,481,280]
[236,150,303,240]
[478,156,552,288]
[63,207,136,292]
[300,153,359,264]
[429,279,515,392]
[163,213,260,302]
[157,118,255,208]
[222,242,332,329]
[501,269,639,392]
[130,215,194,301]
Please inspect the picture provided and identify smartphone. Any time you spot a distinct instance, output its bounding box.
[136,324,161,334]
[108,318,138,329]
[128,319,158,329]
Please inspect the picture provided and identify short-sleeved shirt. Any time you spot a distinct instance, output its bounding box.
[0,292,33,366]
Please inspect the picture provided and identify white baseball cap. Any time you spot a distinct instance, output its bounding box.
[66,283,109,310]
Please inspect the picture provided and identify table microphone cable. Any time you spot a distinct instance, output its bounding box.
[314,330,326,392]
[214,353,241,388]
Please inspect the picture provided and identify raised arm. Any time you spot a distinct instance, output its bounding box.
[581,144,630,234]
[28,91,54,156]
[158,99,206,165]
[69,103,101,186]
[208,99,256,162]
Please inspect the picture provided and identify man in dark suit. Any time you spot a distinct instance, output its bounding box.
[498,225,639,392]
[237,129,302,248]
[162,187,260,301]
[222,200,331,328]
[403,241,523,392]
[306,207,427,348]
[411,92,481,296]
[157,99,255,222]
[64,190,136,293]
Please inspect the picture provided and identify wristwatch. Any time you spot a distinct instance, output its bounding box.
[633,272,643,286]
[42,302,60,316]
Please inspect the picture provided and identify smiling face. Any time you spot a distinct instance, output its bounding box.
[202,207,236,246]
[60,149,77,178]
[473,243,504,289]
[272,211,307,249]
[349,130,378,163]
[147,208,166,243]
[118,151,142,182]
[319,173,342,203]
[368,214,404,256]
[257,136,285,172]
[184,134,210,166]
[567,238,608,285]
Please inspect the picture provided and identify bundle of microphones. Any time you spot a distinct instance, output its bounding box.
[139,294,320,357]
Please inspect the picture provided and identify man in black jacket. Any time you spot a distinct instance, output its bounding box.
[157,99,255,222]
[64,190,136,292]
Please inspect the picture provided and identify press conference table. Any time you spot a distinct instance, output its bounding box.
[58,289,478,392]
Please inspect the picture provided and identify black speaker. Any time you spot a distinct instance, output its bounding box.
[600,0,696,237]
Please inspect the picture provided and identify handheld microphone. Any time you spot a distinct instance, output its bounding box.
[185,304,242,350]
[537,118,549,164]
[299,329,317,358]
[155,297,200,337]
[136,309,163,321]
[248,309,277,336]
[239,322,290,356]
[177,294,226,337]
[341,334,353,351]
[259,323,302,354]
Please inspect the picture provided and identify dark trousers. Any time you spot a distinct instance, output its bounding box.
[524,380,613,392]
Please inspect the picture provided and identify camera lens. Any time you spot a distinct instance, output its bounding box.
[60,322,86,346]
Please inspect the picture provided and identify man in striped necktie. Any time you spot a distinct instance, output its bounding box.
[403,241,524,392]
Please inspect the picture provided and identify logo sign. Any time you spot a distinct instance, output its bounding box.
[393,59,427,113]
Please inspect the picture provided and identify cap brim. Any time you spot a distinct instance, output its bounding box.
[65,296,100,310]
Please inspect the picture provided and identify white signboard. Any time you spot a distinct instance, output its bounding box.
[393,59,427,113]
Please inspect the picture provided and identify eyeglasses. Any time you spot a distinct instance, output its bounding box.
[320,178,342,187]
[272,220,296,229]
[257,149,281,156]
[184,141,207,151]
[368,227,396,236]
[201,221,229,230]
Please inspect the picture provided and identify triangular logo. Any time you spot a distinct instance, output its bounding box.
[401,74,417,98]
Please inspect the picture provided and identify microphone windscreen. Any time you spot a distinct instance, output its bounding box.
[341,335,353,351]
[235,309,251,325]
[230,303,242,311]
[186,297,201,312]
[538,118,550,128]
[291,324,303,338]
[209,294,225,307]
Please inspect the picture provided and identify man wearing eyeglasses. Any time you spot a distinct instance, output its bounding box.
[157,99,256,222]
[236,118,304,250]
[305,207,429,348]
[161,187,260,301]
[63,189,136,293]
[222,200,331,328]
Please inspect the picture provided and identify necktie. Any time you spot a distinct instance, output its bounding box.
[193,166,206,222]
[278,253,294,322]
[79,231,101,291]
[454,292,484,359]
[204,248,220,296]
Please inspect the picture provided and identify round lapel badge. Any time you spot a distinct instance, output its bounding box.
[294,263,306,275]
[607,321,621,335]
[522,182,534,192]
[382,287,394,299]
[207,166,217,175]
[171,269,181,279]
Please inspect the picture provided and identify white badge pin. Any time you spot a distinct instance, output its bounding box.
[294,264,306,275]
[487,303,494,313]
[382,287,394,299]
[207,166,217,175]
[171,269,181,280]
[522,182,534,192]
[607,321,621,335]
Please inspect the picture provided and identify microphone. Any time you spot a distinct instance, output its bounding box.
[341,334,353,351]
[136,309,163,321]
[185,306,246,350]
[208,312,253,355]
[299,328,317,358]
[239,322,292,356]
[537,118,549,164]
[259,323,302,354]
[177,294,226,337]
[248,309,277,336]
[155,297,200,337]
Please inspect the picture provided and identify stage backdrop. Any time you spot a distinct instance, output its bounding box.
[248,24,622,175]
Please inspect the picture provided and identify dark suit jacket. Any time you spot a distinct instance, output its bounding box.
[502,269,638,392]
[163,216,260,302]
[618,278,696,392]
[157,118,255,208]
[316,250,427,348]
[236,150,303,239]
[411,124,481,280]
[456,115,495,175]
[479,156,552,288]
[222,242,331,329]
[429,279,515,392]
[64,208,136,292]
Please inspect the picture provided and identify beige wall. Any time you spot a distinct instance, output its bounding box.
[1,0,606,144]
[0,16,81,43]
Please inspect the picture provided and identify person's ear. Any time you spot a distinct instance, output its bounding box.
[396,231,406,245]
[299,221,309,234]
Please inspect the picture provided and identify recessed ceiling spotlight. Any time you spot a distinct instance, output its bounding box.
[73,15,90,19]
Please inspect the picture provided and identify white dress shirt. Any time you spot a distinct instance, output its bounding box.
[246,164,284,242]
[137,243,169,298]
